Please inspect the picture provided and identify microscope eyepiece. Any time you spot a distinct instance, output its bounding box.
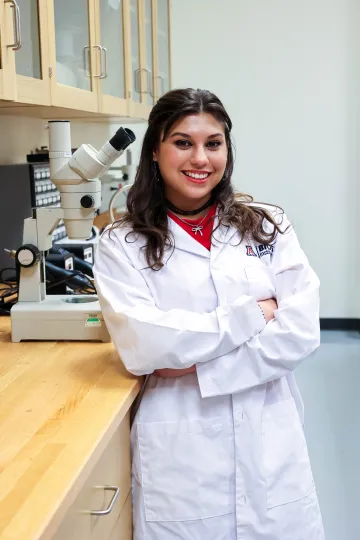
[109,127,136,151]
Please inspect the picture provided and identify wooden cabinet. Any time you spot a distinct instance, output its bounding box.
[0,0,171,119]
[0,0,18,100]
[48,0,99,113]
[0,0,51,104]
[15,0,51,105]
[109,493,132,540]
[154,0,170,100]
[52,412,132,540]
[94,0,128,117]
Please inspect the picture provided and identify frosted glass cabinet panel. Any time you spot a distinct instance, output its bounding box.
[54,0,91,91]
[156,0,169,97]
[144,0,153,106]
[99,0,125,99]
[2,0,50,105]
[130,0,140,103]
[15,0,41,79]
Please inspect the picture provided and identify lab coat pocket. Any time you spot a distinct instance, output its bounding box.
[137,417,234,522]
[244,263,275,301]
[262,398,315,509]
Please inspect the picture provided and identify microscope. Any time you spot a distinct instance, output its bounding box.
[10,121,136,343]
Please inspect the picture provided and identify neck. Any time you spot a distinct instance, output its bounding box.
[166,195,214,217]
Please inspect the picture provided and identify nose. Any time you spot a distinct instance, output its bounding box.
[190,145,209,168]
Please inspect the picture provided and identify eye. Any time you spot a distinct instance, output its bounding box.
[174,139,192,148]
[206,140,222,149]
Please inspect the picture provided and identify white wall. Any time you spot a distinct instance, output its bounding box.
[170,0,360,319]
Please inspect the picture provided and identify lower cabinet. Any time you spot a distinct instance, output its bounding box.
[109,493,132,540]
[53,412,132,540]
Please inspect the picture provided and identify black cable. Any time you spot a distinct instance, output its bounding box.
[46,270,96,293]
[0,287,18,300]
[49,246,94,278]
[0,283,17,315]
[0,302,16,315]
[47,277,94,293]
[45,262,96,292]
[0,267,17,284]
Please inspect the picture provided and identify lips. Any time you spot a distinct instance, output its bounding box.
[182,170,212,184]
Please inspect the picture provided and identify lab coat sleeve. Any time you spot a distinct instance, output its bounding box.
[93,230,266,375]
[196,219,320,397]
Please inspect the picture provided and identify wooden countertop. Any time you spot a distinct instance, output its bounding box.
[0,318,141,540]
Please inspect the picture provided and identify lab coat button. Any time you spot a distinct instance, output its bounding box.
[239,495,247,505]
[211,263,219,270]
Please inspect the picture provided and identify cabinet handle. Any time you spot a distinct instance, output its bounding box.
[134,68,141,93]
[5,0,21,51]
[93,45,107,79]
[144,68,152,95]
[92,45,102,78]
[90,486,120,516]
[83,45,91,77]
[135,68,152,94]
[157,75,165,97]
[99,46,108,79]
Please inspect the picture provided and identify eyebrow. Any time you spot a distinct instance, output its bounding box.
[169,132,224,139]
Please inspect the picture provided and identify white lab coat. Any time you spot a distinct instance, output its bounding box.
[93,206,325,540]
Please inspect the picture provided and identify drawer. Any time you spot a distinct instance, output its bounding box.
[53,412,131,540]
[108,492,132,540]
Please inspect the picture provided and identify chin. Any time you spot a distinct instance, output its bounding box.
[182,189,212,202]
[183,183,215,198]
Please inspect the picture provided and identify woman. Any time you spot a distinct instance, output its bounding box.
[93,88,325,540]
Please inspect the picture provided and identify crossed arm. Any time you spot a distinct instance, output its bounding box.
[154,299,278,378]
[94,223,320,396]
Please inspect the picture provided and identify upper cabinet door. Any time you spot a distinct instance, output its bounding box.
[48,0,99,112]
[127,0,150,118]
[95,0,128,116]
[0,0,17,100]
[144,0,154,107]
[129,0,140,104]
[155,0,170,99]
[14,0,51,105]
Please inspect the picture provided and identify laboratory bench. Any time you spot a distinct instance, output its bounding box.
[0,317,141,540]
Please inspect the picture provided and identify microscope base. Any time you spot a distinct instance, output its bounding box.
[11,295,111,343]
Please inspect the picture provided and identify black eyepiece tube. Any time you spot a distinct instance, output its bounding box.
[109,127,136,151]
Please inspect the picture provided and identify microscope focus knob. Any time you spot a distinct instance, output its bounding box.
[80,195,95,208]
[15,244,41,268]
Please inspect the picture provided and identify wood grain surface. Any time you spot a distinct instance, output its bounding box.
[0,318,140,540]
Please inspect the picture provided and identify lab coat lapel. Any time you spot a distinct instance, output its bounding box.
[211,213,239,262]
[168,217,211,258]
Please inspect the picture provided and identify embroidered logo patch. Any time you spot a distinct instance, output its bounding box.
[246,244,275,258]
[246,245,258,257]
[257,244,274,258]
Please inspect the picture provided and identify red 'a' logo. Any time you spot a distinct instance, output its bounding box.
[246,245,257,257]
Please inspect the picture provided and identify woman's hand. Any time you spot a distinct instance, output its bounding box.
[154,365,196,378]
[258,298,278,323]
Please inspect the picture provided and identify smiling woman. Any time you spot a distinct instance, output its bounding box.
[154,114,227,210]
[93,88,324,540]
[110,88,284,270]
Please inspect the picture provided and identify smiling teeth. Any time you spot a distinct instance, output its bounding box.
[184,172,209,179]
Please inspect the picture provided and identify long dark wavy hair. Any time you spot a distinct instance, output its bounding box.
[110,88,285,270]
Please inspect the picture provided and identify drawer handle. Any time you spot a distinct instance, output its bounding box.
[90,486,120,516]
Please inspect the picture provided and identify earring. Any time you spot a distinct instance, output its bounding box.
[153,161,160,183]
